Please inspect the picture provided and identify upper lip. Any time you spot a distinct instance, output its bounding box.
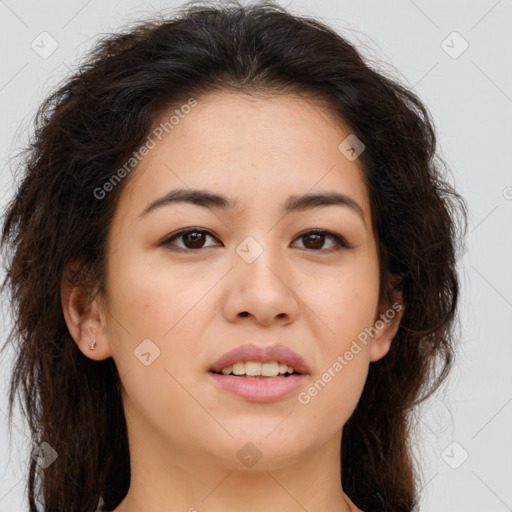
[209,343,310,375]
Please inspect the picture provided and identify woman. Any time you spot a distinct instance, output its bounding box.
[0,1,467,511]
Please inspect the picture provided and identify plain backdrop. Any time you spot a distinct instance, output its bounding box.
[0,0,511,511]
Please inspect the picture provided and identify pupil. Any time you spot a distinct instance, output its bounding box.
[185,232,204,248]
[305,234,323,250]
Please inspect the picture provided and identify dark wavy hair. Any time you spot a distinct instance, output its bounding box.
[0,1,467,511]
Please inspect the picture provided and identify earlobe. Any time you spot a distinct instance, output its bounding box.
[60,267,112,360]
[369,289,404,363]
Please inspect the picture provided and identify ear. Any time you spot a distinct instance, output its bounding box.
[60,264,113,361]
[369,284,404,363]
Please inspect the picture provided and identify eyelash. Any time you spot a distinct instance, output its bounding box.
[161,228,354,253]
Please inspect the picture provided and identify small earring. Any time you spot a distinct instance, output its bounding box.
[89,340,96,351]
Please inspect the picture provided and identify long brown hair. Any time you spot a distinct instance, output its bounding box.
[0,1,467,511]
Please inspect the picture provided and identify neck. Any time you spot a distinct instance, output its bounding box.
[112,427,358,512]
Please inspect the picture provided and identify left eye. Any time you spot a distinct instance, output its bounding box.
[293,230,350,251]
[161,228,352,252]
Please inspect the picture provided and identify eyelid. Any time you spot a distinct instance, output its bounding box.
[160,228,221,250]
[161,227,354,251]
[294,228,354,250]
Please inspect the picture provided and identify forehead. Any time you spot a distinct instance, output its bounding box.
[115,91,371,224]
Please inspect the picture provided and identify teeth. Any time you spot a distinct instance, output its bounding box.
[246,361,262,376]
[262,362,279,376]
[232,363,245,375]
[219,361,295,376]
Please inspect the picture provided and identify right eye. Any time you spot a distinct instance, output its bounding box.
[161,228,221,250]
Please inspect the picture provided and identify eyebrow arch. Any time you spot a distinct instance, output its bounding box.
[138,188,366,226]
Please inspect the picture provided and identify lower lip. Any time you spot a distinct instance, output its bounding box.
[208,372,307,402]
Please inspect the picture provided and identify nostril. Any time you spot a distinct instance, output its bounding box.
[239,311,249,317]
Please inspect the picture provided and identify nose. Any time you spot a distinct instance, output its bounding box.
[222,239,300,327]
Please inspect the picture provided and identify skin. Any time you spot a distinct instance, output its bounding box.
[62,91,403,512]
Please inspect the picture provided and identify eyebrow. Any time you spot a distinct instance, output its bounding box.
[138,188,366,226]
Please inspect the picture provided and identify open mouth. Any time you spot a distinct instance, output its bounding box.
[208,360,307,402]
[210,371,297,378]
[210,361,302,378]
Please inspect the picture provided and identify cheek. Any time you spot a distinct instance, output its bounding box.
[106,250,212,337]
[104,250,226,383]
[305,256,380,350]
[103,253,208,433]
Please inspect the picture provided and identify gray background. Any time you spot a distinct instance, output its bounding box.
[0,0,511,510]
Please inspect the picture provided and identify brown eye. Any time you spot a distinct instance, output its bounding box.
[162,229,219,250]
[301,233,325,250]
[182,231,207,249]
[162,228,352,252]
[293,230,352,252]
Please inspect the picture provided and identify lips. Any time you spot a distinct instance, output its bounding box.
[209,343,310,375]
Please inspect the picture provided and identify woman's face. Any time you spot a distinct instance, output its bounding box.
[81,91,400,470]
